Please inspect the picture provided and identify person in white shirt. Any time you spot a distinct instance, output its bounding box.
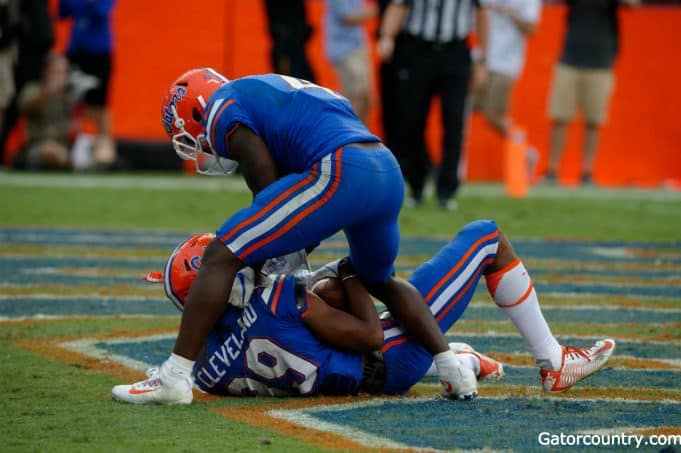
[473,0,541,137]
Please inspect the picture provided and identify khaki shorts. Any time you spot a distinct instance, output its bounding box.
[0,47,16,108]
[332,44,370,97]
[548,63,615,125]
[472,71,514,118]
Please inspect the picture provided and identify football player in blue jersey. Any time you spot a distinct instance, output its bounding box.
[126,67,476,403]
[112,220,615,403]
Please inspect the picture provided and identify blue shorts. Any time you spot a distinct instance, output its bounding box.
[380,220,501,394]
[217,143,404,283]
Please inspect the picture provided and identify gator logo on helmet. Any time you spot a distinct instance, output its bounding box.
[162,86,187,136]
[189,255,202,271]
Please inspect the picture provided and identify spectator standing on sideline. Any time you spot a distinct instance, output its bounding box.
[264,0,317,82]
[58,0,117,170]
[0,0,53,164]
[545,0,640,186]
[376,0,401,156]
[472,0,541,137]
[323,0,377,124]
[378,0,489,211]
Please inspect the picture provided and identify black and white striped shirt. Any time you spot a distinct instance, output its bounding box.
[394,0,482,43]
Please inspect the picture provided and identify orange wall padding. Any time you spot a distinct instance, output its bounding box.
[50,1,680,187]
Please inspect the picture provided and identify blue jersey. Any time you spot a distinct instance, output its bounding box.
[196,220,502,397]
[194,274,363,396]
[203,74,380,175]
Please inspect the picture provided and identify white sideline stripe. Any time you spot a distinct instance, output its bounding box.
[2,174,679,201]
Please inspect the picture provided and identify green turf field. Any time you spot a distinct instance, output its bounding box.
[1,173,679,452]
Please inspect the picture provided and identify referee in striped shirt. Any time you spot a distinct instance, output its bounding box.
[378,0,489,211]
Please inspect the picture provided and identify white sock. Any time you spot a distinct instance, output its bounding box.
[486,259,563,370]
[433,349,463,376]
[426,345,479,377]
[165,353,195,380]
[456,352,480,376]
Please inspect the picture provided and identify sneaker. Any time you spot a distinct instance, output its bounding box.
[542,170,556,185]
[406,195,423,209]
[452,343,504,382]
[581,172,594,186]
[540,339,615,392]
[112,363,193,405]
[438,198,458,212]
[439,364,478,400]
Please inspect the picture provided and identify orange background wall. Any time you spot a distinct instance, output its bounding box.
[51,1,680,187]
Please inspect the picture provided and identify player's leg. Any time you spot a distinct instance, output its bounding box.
[408,220,504,383]
[380,220,502,394]
[341,157,477,400]
[113,164,347,405]
[394,45,434,205]
[486,230,615,392]
[436,58,470,208]
[581,68,614,184]
[546,64,578,181]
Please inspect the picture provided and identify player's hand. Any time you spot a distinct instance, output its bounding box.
[377,36,395,62]
[471,63,487,91]
[338,257,357,282]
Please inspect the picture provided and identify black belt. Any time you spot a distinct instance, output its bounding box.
[359,350,386,394]
[400,33,467,52]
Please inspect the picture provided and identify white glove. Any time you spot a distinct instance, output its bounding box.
[261,249,311,275]
[303,259,342,287]
[228,268,255,308]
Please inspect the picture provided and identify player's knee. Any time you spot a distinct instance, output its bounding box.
[490,230,518,273]
[460,220,498,239]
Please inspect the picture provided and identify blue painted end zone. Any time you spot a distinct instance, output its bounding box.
[309,398,681,452]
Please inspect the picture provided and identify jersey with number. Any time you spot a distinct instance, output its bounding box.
[202,74,380,175]
[193,274,363,396]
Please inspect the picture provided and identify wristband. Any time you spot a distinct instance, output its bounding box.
[341,274,358,282]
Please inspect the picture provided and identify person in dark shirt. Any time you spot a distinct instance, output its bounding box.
[263,0,317,82]
[545,0,639,186]
[378,0,489,211]
[59,0,117,170]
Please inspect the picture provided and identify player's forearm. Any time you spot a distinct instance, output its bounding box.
[379,3,407,40]
[475,7,490,57]
[342,277,381,331]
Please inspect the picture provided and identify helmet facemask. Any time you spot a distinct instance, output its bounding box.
[170,106,238,176]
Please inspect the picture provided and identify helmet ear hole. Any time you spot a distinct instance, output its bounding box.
[192,107,202,122]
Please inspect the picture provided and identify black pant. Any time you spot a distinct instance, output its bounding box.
[392,35,471,201]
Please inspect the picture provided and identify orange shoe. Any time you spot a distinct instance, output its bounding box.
[540,339,615,392]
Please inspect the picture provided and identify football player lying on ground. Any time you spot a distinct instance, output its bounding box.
[159,68,474,400]
[112,220,615,403]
